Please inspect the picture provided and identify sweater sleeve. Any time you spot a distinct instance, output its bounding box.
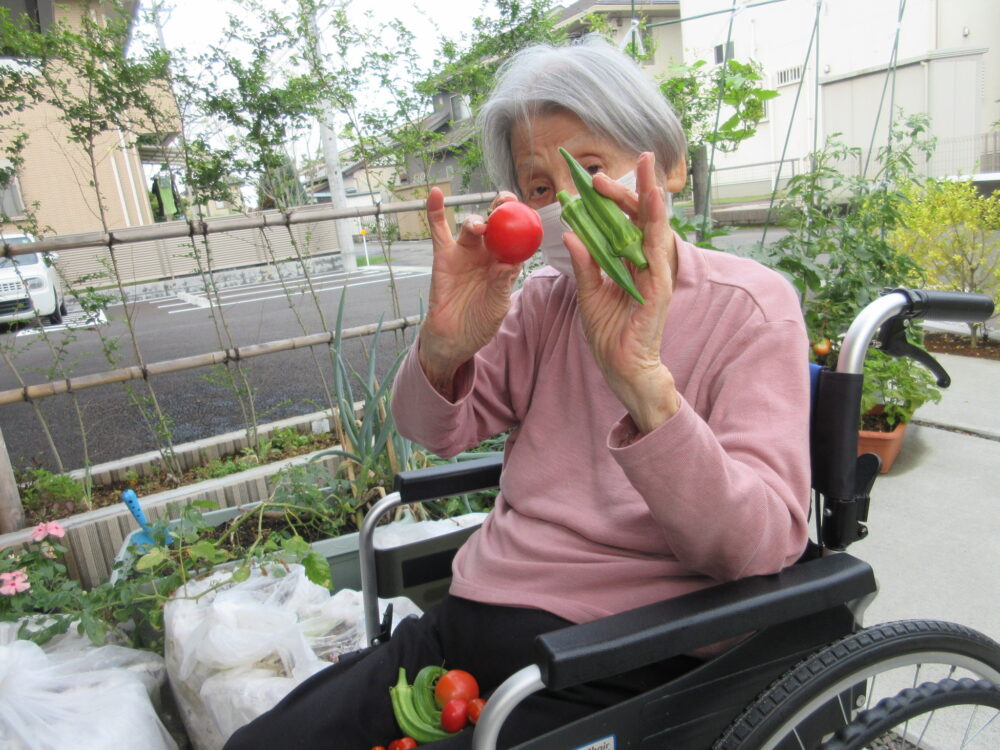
[608,317,812,583]
[390,286,540,458]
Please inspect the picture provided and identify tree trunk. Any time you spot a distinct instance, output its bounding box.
[0,426,25,533]
[691,144,710,242]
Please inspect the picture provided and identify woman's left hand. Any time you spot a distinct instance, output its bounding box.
[564,151,681,435]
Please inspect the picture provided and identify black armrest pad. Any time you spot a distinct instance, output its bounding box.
[393,455,503,503]
[534,553,876,690]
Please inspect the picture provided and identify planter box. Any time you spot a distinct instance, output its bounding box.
[114,505,487,606]
[858,421,908,473]
[0,442,341,589]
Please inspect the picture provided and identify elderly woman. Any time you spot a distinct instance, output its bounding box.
[225,36,810,750]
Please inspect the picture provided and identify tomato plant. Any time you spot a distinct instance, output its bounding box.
[484,201,543,263]
[388,739,416,750]
[812,338,832,356]
[467,697,486,725]
[434,669,480,709]
[441,698,469,733]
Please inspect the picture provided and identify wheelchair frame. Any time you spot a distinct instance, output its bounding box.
[357,289,1000,750]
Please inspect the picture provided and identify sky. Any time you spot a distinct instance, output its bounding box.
[153,0,486,71]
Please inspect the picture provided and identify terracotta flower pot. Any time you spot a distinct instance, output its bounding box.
[857,420,908,473]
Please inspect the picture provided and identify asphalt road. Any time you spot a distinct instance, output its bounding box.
[0,227,783,473]
[0,259,433,472]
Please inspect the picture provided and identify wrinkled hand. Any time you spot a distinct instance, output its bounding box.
[564,152,681,434]
[418,188,523,396]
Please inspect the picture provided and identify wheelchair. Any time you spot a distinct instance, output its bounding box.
[357,288,1000,750]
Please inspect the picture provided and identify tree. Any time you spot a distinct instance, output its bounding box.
[658,59,777,242]
[420,0,566,187]
[892,179,1000,345]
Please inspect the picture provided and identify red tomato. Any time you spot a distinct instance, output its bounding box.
[484,202,543,263]
[812,338,832,356]
[370,746,387,750]
[434,669,480,709]
[441,698,469,733]
[467,697,486,725]
[388,739,416,750]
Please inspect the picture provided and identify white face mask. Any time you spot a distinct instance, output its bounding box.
[536,171,672,276]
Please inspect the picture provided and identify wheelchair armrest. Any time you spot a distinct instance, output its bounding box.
[533,552,876,691]
[393,455,503,502]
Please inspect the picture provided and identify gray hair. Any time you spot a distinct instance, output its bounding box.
[477,35,687,196]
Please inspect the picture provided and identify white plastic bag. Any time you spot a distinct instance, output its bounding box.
[165,564,422,750]
[0,625,176,750]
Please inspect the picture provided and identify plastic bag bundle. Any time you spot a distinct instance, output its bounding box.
[0,625,176,750]
[164,564,422,750]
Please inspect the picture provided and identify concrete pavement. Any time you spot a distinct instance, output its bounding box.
[849,351,1000,645]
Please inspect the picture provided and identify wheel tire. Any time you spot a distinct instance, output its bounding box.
[59,299,68,316]
[714,620,1000,750]
[822,677,1000,750]
[48,300,63,325]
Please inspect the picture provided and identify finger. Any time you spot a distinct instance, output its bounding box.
[564,231,604,297]
[456,214,487,247]
[426,188,457,249]
[489,191,519,213]
[592,173,639,220]
[635,153,672,282]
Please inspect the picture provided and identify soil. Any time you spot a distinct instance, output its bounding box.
[923,332,1000,361]
[21,432,340,527]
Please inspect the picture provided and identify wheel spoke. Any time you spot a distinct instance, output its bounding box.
[963,708,999,746]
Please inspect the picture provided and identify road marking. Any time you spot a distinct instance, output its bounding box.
[177,291,210,308]
[14,309,109,337]
[165,270,430,314]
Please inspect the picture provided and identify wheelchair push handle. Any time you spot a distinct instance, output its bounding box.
[837,289,995,377]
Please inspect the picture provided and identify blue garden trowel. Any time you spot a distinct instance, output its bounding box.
[121,489,171,550]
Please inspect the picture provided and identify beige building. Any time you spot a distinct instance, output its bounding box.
[0,1,171,239]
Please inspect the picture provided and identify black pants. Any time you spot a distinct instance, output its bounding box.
[224,595,700,750]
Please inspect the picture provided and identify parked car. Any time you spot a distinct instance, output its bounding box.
[0,233,67,326]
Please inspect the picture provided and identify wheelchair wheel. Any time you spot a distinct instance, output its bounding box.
[821,677,1000,750]
[714,620,1000,750]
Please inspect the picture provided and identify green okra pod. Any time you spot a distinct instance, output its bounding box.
[558,190,646,304]
[559,147,647,269]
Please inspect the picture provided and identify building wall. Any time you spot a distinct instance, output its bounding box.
[677,0,998,193]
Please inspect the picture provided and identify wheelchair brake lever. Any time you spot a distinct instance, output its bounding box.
[876,318,951,388]
[371,602,394,647]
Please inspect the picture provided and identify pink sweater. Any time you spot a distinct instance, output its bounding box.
[390,237,812,625]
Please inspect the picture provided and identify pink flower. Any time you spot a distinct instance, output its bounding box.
[29,521,66,542]
[0,569,30,595]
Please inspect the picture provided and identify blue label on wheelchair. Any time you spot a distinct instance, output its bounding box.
[572,736,615,750]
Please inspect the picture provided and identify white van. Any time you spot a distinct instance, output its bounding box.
[0,233,67,325]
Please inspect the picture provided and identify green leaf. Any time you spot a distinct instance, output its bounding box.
[135,547,168,570]
[301,551,332,589]
[230,566,251,583]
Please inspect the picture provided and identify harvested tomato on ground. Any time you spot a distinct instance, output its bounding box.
[467,697,486,725]
[434,669,480,709]
[484,201,543,263]
[388,738,417,750]
[441,698,470,733]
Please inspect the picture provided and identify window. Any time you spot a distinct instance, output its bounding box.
[714,41,734,64]
[776,66,804,86]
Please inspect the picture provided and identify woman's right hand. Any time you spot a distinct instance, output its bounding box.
[418,188,522,397]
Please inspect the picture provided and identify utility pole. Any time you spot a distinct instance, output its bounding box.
[309,9,357,272]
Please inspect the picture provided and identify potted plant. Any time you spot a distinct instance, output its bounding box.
[858,350,942,472]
